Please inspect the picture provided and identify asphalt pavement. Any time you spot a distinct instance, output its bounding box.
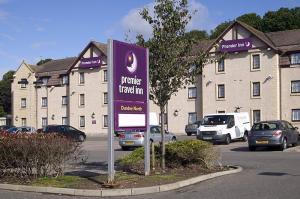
[0,135,300,199]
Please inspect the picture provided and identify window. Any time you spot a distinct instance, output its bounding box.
[21,118,27,126]
[218,110,226,113]
[42,117,48,128]
[79,72,85,84]
[62,117,68,125]
[217,84,225,98]
[80,94,85,106]
[252,54,260,69]
[103,115,108,127]
[80,116,85,127]
[21,98,26,108]
[217,59,225,72]
[189,64,196,73]
[292,109,300,122]
[188,87,197,99]
[20,83,27,88]
[42,77,48,86]
[159,113,168,125]
[291,53,300,65]
[253,110,261,123]
[103,70,108,82]
[62,96,68,105]
[252,82,260,97]
[103,92,108,104]
[42,97,47,107]
[61,75,69,85]
[291,81,300,93]
[188,112,197,124]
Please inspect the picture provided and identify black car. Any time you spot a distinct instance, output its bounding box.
[43,125,86,142]
[185,120,202,136]
[0,125,15,133]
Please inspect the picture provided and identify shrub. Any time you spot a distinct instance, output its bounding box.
[0,133,84,179]
[118,140,219,173]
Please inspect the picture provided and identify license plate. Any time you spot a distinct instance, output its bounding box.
[203,136,212,140]
[256,140,268,144]
[124,141,134,145]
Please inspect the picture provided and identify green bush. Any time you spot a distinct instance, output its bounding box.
[118,140,219,173]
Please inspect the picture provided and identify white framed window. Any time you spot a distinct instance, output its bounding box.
[252,54,260,69]
[217,59,225,72]
[103,70,108,82]
[253,110,261,123]
[252,82,260,97]
[292,109,300,122]
[20,83,27,88]
[62,117,68,125]
[79,72,85,84]
[79,94,85,106]
[291,81,300,93]
[42,97,47,107]
[217,84,225,99]
[103,115,108,127]
[103,92,108,104]
[188,112,197,124]
[62,96,68,105]
[21,118,27,126]
[80,116,85,127]
[42,117,48,128]
[291,53,300,65]
[61,75,69,85]
[188,87,197,99]
[21,98,26,108]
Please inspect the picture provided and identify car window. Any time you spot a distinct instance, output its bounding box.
[150,126,160,134]
[285,122,294,129]
[252,123,279,131]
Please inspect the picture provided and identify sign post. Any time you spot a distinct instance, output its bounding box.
[107,39,150,182]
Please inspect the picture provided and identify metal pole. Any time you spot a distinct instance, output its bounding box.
[107,39,115,183]
[144,48,150,176]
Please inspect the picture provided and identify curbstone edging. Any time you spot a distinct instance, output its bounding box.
[0,166,242,197]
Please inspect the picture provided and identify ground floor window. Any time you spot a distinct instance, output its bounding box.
[42,117,48,128]
[253,110,261,124]
[291,81,300,93]
[21,118,27,126]
[188,112,197,124]
[292,109,300,122]
[103,115,108,127]
[62,117,68,125]
[80,116,85,127]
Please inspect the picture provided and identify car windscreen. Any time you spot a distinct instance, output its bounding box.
[202,115,233,125]
[252,122,279,131]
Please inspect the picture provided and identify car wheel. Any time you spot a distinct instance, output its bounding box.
[225,134,231,145]
[78,135,85,142]
[249,146,256,151]
[170,137,176,142]
[280,138,287,151]
[242,132,248,142]
[121,146,130,151]
[186,132,192,136]
[292,141,298,147]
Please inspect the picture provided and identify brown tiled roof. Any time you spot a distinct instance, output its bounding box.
[92,41,107,56]
[191,39,215,55]
[27,64,39,72]
[36,57,77,73]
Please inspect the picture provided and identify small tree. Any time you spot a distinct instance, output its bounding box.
[137,0,207,170]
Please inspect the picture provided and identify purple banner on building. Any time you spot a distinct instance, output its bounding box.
[112,40,148,131]
[219,38,252,52]
[79,57,102,68]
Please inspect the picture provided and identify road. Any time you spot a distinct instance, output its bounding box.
[0,136,300,199]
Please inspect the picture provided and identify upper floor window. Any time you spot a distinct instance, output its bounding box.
[217,84,225,99]
[79,72,85,84]
[80,94,85,106]
[20,83,27,88]
[42,77,48,86]
[217,59,225,72]
[21,98,26,108]
[41,97,48,107]
[292,109,300,122]
[188,87,197,99]
[61,75,69,85]
[252,54,260,69]
[252,82,261,97]
[103,92,108,104]
[103,70,108,82]
[291,81,300,93]
[291,53,300,65]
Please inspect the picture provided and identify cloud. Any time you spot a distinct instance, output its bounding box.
[0,33,15,41]
[187,0,211,31]
[31,41,56,49]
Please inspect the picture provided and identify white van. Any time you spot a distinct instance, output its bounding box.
[197,112,250,144]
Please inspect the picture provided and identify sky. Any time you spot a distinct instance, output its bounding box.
[0,0,299,79]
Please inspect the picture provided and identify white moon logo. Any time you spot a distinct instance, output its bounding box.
[126,52,137,73]
[245,42,251,47]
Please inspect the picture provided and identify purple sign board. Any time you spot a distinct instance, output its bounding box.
[112,40,148,131]
[219,38,252,52]
[79,57,102,68]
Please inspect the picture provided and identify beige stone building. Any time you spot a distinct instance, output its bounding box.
[202,21,300,128]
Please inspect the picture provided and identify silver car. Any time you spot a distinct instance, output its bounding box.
[248,120,299,151]
[119,125,177,150]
